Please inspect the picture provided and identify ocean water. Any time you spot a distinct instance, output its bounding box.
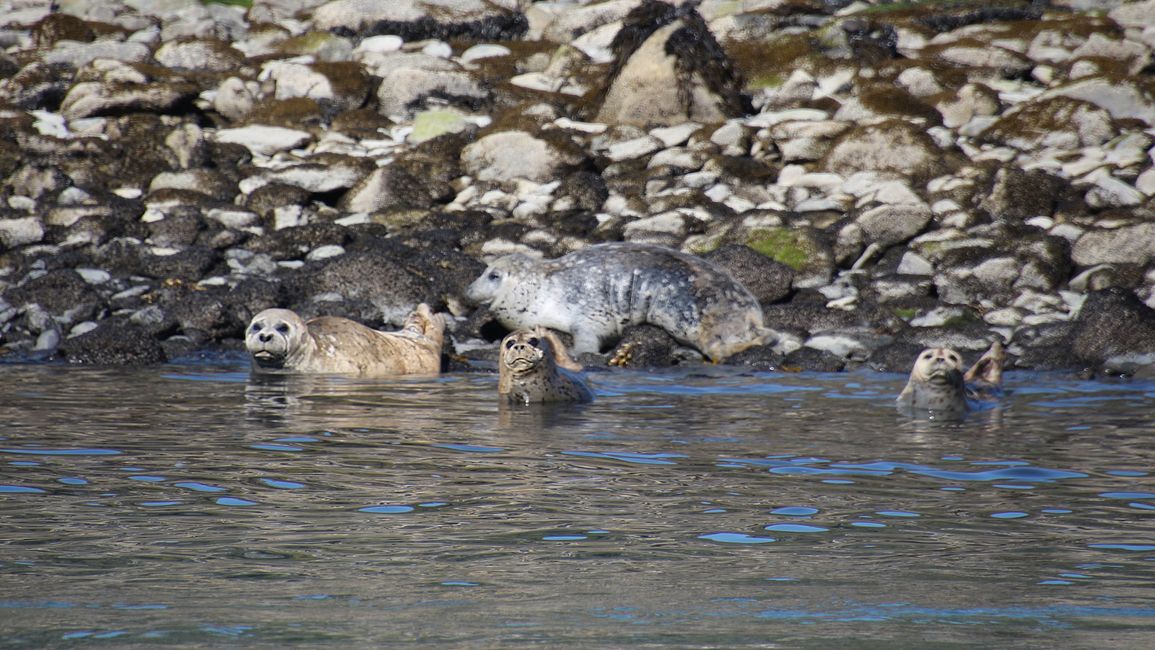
[1,360,1154,648]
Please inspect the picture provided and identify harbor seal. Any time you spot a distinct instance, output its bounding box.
[499,328,594,404]
[466,242,775,362]
[896,340,1005,415]
[245,303,445,376]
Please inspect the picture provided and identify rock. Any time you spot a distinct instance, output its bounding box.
[1068,288,1155,368]
[1038,76,1155,126]
[595,0,750,127]
[312,0,528,41]
[61,78,201,120]
[0,217,45,248]
[821,120,948,185]
[212,125,312,156]
[701,244,794,305]
[979,168,1065,222]
[978,96,1116,150]
[1072,222,1155,266]
[154,39,247,72]
[856,202,933,248]
[375,61,488,118]
[461,130,580,184]
[57,319,167,365]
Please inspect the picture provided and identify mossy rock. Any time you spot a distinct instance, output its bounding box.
[745,227,815,271]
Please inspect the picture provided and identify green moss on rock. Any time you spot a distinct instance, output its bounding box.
[746,228,812,271]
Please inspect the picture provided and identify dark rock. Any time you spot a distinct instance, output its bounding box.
[57,319,167,365]
[703,244,794,305]
[5,269,103,323]
[556,170,609,212]
[1068,288,1155,367]
[784,346,846,372]
[722,343,786,371]
[246,222,353,260]
[32,14,96,48]
[290,246,438,326]
[244,183,312,219]
[606,323,688,368]
[979,168,1065,223]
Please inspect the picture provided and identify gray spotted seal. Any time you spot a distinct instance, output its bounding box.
[896,340,1005,415]
[246,303,444,376]
[466,242,775,362]
[499,328,594,404]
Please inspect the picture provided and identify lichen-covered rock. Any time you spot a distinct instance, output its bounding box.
[701,243,794,305]
[1068,288,1155,368]
[821,120,948,184]
[312,0,527,41]
[460,130,580,184]
[1072,222,1155,267]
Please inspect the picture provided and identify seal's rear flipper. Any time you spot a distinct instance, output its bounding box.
[964,339,1005,387]
[535,327,584,372]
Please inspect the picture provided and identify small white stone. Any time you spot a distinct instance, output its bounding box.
[75,268,111,285]
[112,187,142,199]
[650,123,702,147]
[355,35,403,54]
[461,44,511,62]
[606,135,662,162]
[7,196,36,211]
[422,41,452,58]
[307,245,345,261]
[897,251,934,275]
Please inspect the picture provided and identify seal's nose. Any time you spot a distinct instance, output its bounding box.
[258,331,273,343]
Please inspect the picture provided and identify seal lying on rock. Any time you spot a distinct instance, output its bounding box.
[499,328,594,404]
[466,243,775,362]
[245,304,444,376]
[896,340,1005,415]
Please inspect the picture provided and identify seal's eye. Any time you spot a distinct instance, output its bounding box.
[504,339,516,349]
[527,337,540,347]
[921,352,932,360]
[488,272,501,281]
[250,323,261,332]
[275,324,290,334]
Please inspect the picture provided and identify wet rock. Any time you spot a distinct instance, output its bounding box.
[979,168,1065,223]
[1068,288,1155,368]
[291,246,439,326]
[606,324,688,368]
[61,72,201,120]
[6,269,103,325]
[57,318,167,365]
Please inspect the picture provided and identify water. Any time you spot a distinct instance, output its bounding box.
[2,359,1155,648]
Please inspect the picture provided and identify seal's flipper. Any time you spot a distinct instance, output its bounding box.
[964,340,1004,388]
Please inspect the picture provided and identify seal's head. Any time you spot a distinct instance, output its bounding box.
[466,254,536,306]
[911,347,965,386]
[501,329,550,376]
[245,308,308,370]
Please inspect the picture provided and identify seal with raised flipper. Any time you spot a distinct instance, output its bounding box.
[499,327,594,404]
[466,242,775,362]
[245,303,445,376]
[896,340,1005,415]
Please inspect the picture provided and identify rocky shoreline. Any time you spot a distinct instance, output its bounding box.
[1,0,1153,376]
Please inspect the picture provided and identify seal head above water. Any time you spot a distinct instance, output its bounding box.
[499,328,594,404]
[245,303,445,376]
[466,242,775,362]
[896,340,1005,415]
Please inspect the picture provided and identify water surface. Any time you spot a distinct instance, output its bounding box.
[2,360,1154,647]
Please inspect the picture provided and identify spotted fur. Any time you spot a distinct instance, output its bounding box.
[498,328,594,404]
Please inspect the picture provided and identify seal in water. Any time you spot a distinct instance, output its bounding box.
[896,340,1005,415]
[246,303,444,376]
[499,328,594,404]
[466,242,774,362]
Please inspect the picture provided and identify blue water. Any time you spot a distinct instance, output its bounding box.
[1,362,1154,647]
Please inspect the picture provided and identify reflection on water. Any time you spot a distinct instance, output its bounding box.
[2,361,1155,647]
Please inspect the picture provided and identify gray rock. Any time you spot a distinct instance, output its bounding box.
[460,130,578,184]
[855,202,932,248]
[1072,222,1155,266]
[1068,288,1155,367]
[978,96,1115,150]
[0,217,45,248]
[313,0,527,41]
[43,41,152,68]
[154,39,246,72]
[61,79,200,120]
[822,120,947,185]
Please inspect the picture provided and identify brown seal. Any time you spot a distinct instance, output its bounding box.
[498,328,594,404]
[245,303,444,376]
[896,340,1005,415]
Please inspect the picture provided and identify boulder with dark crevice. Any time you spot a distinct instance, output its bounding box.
[594,0,752,127]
